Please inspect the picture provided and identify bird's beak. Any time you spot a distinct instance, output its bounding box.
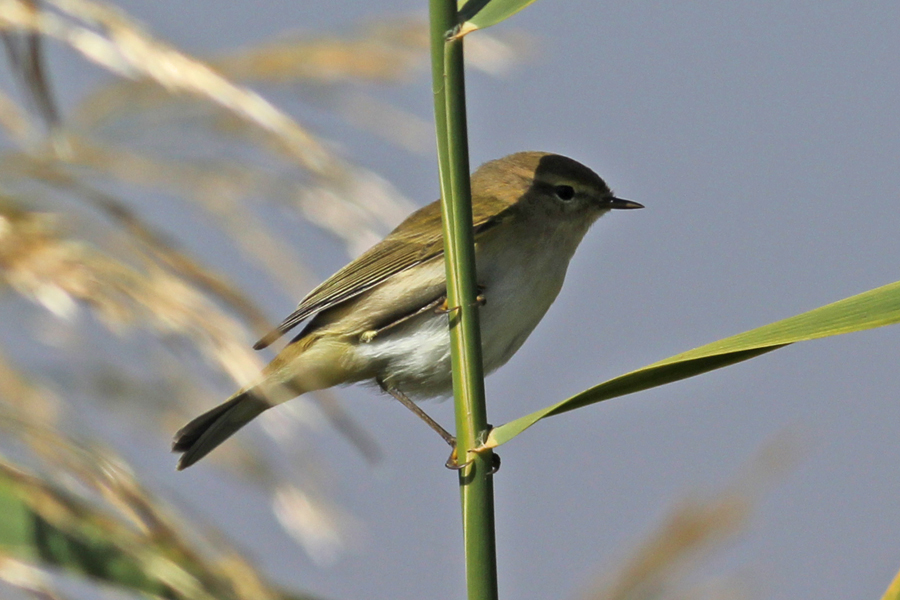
[607,197,644,210]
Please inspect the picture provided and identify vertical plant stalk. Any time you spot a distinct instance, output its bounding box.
[428,1,499,599]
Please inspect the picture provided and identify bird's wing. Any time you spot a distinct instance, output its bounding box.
[253,195,514,349]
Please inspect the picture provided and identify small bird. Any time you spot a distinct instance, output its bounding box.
[173,152,642,469]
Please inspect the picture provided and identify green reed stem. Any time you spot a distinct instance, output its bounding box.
[428,1,498,599]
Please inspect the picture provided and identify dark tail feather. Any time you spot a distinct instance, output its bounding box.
[173,391,270,470]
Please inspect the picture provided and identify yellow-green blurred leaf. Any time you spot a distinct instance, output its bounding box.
[0,467,173,597]
[882,564,900,600]
[0,461,324,599]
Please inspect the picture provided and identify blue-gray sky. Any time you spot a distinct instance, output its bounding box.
[37,2,900,599]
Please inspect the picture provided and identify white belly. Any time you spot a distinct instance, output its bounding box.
[352,220,589,398]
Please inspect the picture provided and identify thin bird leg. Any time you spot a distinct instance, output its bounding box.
[360,295,446,343]
[377,379,468,470]
[378,381,454,445]
[436,284,486,314]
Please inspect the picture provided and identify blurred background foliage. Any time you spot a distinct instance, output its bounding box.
[0,1,782,598]
[0,0,526,597]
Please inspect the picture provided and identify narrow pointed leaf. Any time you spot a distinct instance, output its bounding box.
[455,0,541,38]
[484,280,900,449]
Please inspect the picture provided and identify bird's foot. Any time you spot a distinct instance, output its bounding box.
[436,285,487,315]
[444,434,501,475]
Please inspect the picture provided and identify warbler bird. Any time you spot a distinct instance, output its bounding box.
[173,152,642,470]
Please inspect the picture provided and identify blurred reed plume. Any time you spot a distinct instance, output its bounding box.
[0,0,524,596]
[0,369,320,600]
[583,436,796,600]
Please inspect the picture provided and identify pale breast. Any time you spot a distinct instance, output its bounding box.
[476,223,576,373]
[351,217,593,398]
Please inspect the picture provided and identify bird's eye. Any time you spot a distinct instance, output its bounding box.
[554,185,575,201]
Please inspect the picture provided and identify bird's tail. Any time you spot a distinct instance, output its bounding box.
[173,390,271,470]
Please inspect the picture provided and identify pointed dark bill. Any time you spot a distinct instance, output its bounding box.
[608,198,644,210]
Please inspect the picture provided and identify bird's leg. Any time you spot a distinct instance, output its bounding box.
[436,284,487,314]
[360,295,445,343]
[377,379,469,470]
[361,286,486,344]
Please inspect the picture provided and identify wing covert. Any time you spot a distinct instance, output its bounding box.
[253,192,515,350]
